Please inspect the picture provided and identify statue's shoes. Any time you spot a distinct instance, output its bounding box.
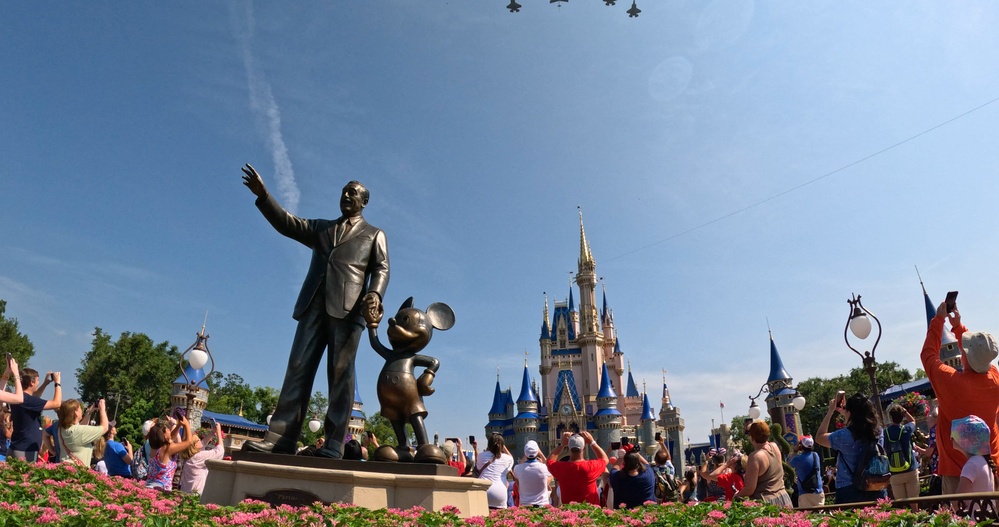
[315,446,344,459]
[241,439,297,455]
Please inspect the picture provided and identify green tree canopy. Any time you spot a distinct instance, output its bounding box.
[796,360,914,436]
[0,300,35,367]
[75,328,180,444]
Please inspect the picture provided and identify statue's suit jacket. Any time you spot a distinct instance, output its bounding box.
[256,194,389,325]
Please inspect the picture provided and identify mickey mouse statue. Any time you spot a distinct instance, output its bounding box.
[364,296,454,463]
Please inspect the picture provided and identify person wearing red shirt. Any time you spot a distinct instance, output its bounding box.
[705,452,745,501]
[546,431,608,506]
[921,301,999,495]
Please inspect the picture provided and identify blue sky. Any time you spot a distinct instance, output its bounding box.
[3,1,999,448]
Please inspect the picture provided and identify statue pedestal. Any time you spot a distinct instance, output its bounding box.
[201,452,490,518]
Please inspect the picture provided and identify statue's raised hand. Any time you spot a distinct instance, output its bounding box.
[241,164,268,198]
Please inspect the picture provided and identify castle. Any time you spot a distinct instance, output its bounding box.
[485,212,685,474]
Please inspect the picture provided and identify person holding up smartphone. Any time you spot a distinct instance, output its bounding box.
[920,297,999,495]
[9,367,61,462]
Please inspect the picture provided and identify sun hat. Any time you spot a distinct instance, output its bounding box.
[963,331,999,374]
[568,435,585,451]
[951,415,991,456]
[442,440,456,458]
[524,440,540,458]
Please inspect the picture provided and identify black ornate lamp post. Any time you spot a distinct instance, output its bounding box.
[178,321,215,428]
[844,293,884,425]
[747,384,805,421]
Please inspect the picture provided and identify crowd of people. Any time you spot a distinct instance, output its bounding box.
[2,298,999,513]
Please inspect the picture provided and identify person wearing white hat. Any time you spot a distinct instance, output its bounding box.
[921,301,999,495]
[512,440,552,506]
[788,435,824,508]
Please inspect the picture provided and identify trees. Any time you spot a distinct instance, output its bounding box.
[0,300,35,367]
[796,360,914,435]
[75,328,180,443]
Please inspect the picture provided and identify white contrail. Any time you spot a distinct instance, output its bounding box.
[232,1,300,214]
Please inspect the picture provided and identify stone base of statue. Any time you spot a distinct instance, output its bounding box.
[201,451,490,518]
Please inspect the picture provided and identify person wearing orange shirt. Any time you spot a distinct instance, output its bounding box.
[921,301,999,494]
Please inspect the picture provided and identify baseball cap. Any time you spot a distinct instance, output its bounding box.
[800,435,814,449]
[524,440,540,458]
[568,434,585,451]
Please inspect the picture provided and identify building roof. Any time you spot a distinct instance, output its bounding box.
[551,303,577,342]
[596,362,617,399]
[517,364,538,403]
[202,409,268,432]
[174,364,208,386]
[488,381,507,415]
[767,334,792,382]
[625,370,640,398]
[641,393,656,420]
[552,369,582,411]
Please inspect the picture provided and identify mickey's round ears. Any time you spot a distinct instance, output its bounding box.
[426,302,455,331]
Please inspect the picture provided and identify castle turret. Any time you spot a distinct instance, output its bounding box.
[658,372,685,475]
[594,363,623,448]
[348,375,366,437]
[764,331,802,440]
[486,378,509,438]
[575,209,604,404]
[172,364,209,429]
[638,391,657,456]
[514,360,540,452]
[621,362,642,425]
[540,293,553,397]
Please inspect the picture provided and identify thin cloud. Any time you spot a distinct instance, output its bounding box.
[231,1,300,214]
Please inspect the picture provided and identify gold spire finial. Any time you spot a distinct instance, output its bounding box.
[543,292,550,332]
[577,207,595,271]
[524,350,529,367]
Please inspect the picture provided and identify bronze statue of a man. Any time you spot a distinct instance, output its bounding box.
[241,164,389,459]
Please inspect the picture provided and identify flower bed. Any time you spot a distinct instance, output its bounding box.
[0,460,979,526]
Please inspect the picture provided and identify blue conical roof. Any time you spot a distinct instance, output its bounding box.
[568,288,576,312]
[541,319,550,340]
[641,393,656,420]
[625,370,640,397]
[517,364,537,403]
[597,363,617,398]
[174,364,208,386]
[488,380,506,415]
[614,338,622,354]
[354,377,363,405]
[924,291,936,327]
[767,335,792,382]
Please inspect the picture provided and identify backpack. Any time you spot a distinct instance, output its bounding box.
[654,466,681,503]
[851,440,891,492]
[884,426,912,474]
[131,444,149,481]
[799,452,821,493]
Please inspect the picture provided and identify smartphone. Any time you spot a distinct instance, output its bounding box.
[655,432,662,441]
[836,390,846,408]
[610,441,621,450]
[946,291,958,313]
[173,407,187,420]
[446,437,460,444]
[468,435,475,444]
[4,353,11,362]
[621,436,631,446]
